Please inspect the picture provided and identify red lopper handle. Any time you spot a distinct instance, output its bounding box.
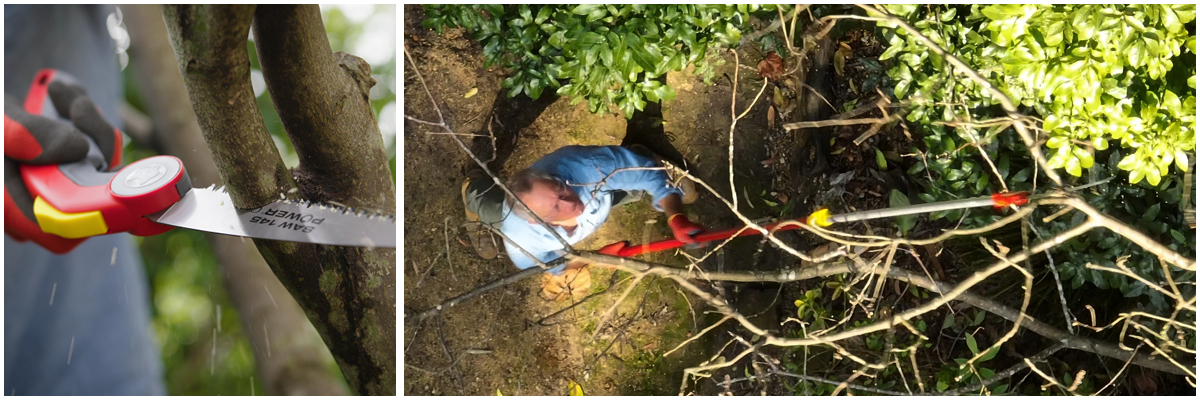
[991,191,1029,210]
[18,69,192,239]
[599,221,807,258]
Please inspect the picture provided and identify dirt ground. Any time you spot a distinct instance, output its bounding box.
[402,6,910,396]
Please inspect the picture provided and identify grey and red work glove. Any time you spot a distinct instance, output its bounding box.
[5,76,124,254]
[667,213,705,245]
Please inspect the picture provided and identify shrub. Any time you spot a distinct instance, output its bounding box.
[874,4,1195,310]
[877,4,1195,185]
[423,4,780,116]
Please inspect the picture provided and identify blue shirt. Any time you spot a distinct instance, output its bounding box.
[500,146,683,273]
[6,5,165,395]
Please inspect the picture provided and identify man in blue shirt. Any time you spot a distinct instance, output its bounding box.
[462,145,703,300]
[5,5,166,395]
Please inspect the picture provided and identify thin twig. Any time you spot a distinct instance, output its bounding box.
[725,49,770,212]
[530,272,623,327]
[410,265,548,322]
[435,315,466,395]
[665,316,731,357]
[590,274,645,340]
[782,115,897,131]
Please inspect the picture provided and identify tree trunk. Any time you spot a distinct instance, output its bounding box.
[160,5,396,395]
[123,5,350,395]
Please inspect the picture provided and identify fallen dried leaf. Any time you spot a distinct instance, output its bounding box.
[991,239,1010,256]
[834,41,852,77]
[767,105,776,130]
[757,51,784,81]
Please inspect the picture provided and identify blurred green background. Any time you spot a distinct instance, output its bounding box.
[118,5,397,395]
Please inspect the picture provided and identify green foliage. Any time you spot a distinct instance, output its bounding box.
[794,287,829,331]
[878,3,1195,183]
[423,5,779,117]
[1048,149,1195,312]
[877,4,1195,315]
[876,4,1195,184]
[910,123,1031,227]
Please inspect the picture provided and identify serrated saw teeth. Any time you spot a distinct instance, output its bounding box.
[145,187,395,247]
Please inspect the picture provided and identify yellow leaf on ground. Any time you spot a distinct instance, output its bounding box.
[496,389,504,396]
[568,379,584,396]
[464,87,479,98]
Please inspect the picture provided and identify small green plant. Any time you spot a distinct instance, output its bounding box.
[932,332,1000,392]
[794,288,833,332]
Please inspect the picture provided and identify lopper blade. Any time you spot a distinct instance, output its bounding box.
[145,187,395,248]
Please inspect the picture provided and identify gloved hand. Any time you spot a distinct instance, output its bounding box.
[5,78,124,254]
[667,213,705,245]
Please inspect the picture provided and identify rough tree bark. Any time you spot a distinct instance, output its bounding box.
[123,4,348,395]
[160,5,396,395]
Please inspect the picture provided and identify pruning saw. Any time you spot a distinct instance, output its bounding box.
[18,69,395,248]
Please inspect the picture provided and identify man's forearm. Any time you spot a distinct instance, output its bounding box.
[659,193,685,218]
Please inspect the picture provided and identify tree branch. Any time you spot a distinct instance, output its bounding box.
[252,5,394,214]
[574,241,1187,375]
[163,5,395,394]
[161,4,293,208]
[126,5,346,394]
[409,265,547,322]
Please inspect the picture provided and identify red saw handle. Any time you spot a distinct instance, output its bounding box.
[598,221,806,258]
[18,69,192,239]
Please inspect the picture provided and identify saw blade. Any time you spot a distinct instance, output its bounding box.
[146,187,395,248]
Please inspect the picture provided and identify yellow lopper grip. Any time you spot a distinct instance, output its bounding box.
[806,208,832,227]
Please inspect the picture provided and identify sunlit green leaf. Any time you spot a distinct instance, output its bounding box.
[1145,165,1162,185]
